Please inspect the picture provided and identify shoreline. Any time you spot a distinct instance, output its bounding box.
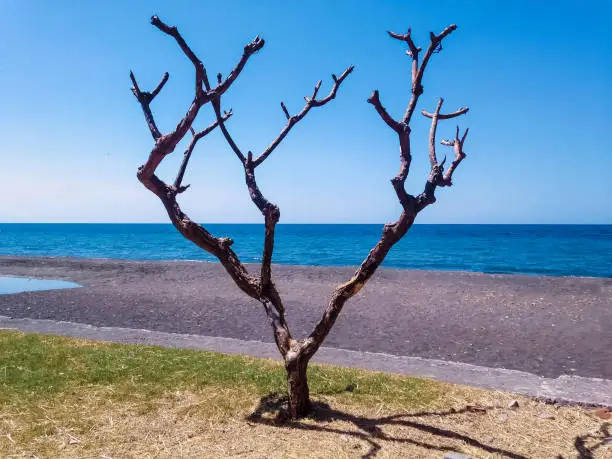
[1,255,610,381]
[1,254,610,281]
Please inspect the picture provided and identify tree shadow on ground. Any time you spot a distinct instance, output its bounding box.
[566,422,610,459]
[246,392,528,459]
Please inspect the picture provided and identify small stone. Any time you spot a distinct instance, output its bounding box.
[444,454,472,459]
[508,400,519,409]
[539,413,555,420]
[592,408,611,420]
[339,434,349,442]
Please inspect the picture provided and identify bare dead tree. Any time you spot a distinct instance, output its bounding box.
[132,17,469,419]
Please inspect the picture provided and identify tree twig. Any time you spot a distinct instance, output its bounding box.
[252,65,353,167]
[173,110,233,192]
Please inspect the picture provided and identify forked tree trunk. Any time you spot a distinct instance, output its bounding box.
[285,355,311,418]
[132,16,468,422]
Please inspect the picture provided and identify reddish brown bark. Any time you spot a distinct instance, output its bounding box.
[132,17,468,419]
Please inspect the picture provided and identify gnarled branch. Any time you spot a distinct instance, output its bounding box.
[416,101,469,212]
[402,24,457,124]
[130,71,168,140]
[212,66,353,348]
[303,24,468,361]
[368,25,457,213]
[440,126,469,186]
[205,65,353,358]
[151,15,206,92]
[134,17,353,362]
[133,17,279,347]
[144,16,263,161]
[243,153,280,292]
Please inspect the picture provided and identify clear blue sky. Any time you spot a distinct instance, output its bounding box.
[1,0,610,223]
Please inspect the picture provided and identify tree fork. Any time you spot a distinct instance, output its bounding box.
[132,17,468,419]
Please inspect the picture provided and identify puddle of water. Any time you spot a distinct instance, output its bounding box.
[0,276,82,294]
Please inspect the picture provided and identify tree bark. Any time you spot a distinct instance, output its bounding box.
[285,351,311,418]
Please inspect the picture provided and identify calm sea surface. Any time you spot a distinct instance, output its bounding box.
[0,224,610,278]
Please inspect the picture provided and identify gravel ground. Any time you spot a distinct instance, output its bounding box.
[0,256,610,379]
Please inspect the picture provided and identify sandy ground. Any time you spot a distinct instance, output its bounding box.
[0,256,611,379]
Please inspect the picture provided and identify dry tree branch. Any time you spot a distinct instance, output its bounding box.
[173,110,233,193]
[440,125,469,186]
[133,16,352,363]
[367,87,412,209]
[252,67,352,293]
[150,15,207,95]
[195,63,353,364]
[367,90,400,132]
[243,152,280,293]
[253,65,353,167]
[280,101,291,120]
[130,71,168,140]
[427,98,444,167]
[132,16,267,331]
[423,99,469,169]
[422,106,470,120]
[387,28,421,82]
[212,99,247,163]
[402,24,457,124]
[209,66,353,344]
[141,16,264,161]
[303,24,468,361]
[415,101,469,212]
[365,27,462,212]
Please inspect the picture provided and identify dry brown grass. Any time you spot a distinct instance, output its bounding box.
[1,381,609,458]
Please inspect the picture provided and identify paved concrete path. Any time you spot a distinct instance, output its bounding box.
[1,256,610,381]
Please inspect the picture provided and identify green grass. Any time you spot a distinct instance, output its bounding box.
[0,330,441,410]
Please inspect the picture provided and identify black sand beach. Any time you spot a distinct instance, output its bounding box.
[0,256,610,379]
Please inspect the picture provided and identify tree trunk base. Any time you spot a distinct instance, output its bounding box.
[286,358,311,419]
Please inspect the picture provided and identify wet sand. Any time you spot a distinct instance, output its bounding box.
[1,256,610,379]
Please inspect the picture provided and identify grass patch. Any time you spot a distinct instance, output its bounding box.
[0,331,437,409]
[0,330,608,458]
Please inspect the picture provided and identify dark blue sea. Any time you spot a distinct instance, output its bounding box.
[0,224,610,278]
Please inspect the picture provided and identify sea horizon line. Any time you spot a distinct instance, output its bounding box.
[1,222,611,226]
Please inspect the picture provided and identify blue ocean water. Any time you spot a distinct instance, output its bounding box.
[0,224,610,278]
